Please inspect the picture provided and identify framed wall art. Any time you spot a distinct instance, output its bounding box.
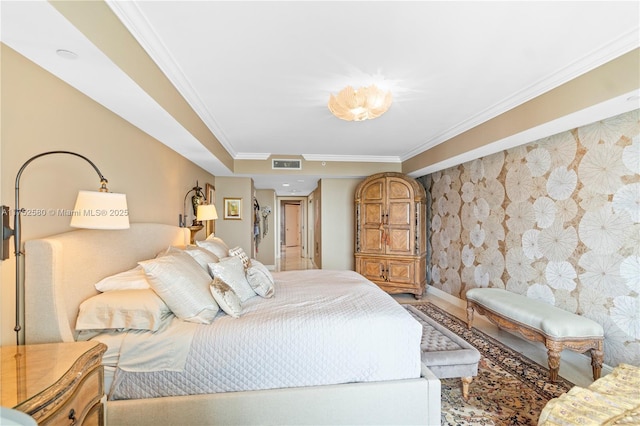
[223,197,242,220]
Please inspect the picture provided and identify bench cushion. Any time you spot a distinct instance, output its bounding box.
[466,288,603,339]
[405,305,480,379]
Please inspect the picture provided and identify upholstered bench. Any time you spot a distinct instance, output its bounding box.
[465,288,604,382]
[405,305,481,399]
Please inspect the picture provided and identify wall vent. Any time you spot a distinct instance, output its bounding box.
[272,159,302,170]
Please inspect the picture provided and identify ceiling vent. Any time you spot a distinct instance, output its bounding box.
[272,159,302,170]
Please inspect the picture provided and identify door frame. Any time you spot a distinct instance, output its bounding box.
[276,196,308,259]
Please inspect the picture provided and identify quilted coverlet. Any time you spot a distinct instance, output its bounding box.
[108,269,422,399]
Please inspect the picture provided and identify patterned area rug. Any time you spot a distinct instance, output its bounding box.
[407,302,575,425]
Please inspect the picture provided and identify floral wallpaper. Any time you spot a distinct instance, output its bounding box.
[421,109,639,367]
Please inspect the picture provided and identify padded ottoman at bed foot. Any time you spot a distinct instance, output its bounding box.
[405,305,481,399]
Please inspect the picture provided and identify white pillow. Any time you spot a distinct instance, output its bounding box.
[208,256,257,302]
[228,246,250,269]
[210,276,242,318]
[197,237,230,259]
[180,245,220,270]
[139,250,219,324]
[76,289,172,331]
[250,259,275,284]
[246,268,275,298]
[207,234,229,245]
[94,265,150,291]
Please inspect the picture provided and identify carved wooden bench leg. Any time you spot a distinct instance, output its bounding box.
[591,343,604,380]
[466,305,474,329]
[461,376,473,400]
[546,341,562,382]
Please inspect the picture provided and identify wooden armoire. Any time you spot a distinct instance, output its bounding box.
[354,172,427,299]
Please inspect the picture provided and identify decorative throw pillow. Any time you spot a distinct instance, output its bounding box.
[249,259,275,283]
[139,250,219,324]
[208,256,257,302]
[228,246,250,269]
[196,237,230,259]
[94,265,150,292]
[76,289,172,331]
[246,259,275,298]
[209,276,242,318]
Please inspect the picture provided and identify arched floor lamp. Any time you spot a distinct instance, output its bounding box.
[1,151,129,345]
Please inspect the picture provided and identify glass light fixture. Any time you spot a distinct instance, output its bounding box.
[328,84,392,121]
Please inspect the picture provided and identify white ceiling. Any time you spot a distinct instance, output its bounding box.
[2,1,639,195]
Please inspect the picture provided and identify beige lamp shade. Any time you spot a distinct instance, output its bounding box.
[69,190,130,229]
[197,204,218,221]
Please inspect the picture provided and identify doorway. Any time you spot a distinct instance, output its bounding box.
[280,201,302,247]
[284,203,301,247]
[277,197,309,268]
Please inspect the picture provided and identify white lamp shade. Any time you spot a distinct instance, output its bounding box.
[69,190,130,229]
[196,204,218,221]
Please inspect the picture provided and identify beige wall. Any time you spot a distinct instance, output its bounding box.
[235,156,402,179]
[319,178,361,270]
[0,45,215,345]
[213,176,254,253]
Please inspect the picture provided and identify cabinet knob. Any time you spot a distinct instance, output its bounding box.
[68,408,76,425]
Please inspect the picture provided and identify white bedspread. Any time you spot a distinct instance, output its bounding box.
[106,269,422,400]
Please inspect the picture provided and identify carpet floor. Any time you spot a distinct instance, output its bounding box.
[408,302,575,425]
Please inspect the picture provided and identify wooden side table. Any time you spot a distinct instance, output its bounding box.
[1,341,107,425]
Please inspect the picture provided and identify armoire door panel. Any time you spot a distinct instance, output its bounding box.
[362,181,384,201]
[362,228,384,253]
[363,203,384,225]
[360,258,385,280]
[387,259,415,284]
[387,179,411,200]
[388,202,410,226]
[387,229,411,253]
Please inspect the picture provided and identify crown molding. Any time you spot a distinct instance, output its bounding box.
[234,153,272,160]
[105,0,237,158]
[406,89,640,178]
[302,154,401,163]
[401,29,640,161]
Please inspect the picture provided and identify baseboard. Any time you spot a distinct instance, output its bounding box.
[427,285,465,308]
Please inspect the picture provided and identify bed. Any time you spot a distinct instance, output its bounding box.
[24,223,440,425]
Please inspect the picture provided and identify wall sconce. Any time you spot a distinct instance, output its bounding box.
[1,151,129,345]
[196,204,218,241]
[179,182,208,244]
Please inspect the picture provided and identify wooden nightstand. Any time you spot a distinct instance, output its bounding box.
[1,341,107,425]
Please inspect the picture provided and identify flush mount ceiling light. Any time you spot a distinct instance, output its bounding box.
[328,84,392,122]
[56,49,78,60]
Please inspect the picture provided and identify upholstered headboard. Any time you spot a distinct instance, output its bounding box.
[24,223,189,344]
